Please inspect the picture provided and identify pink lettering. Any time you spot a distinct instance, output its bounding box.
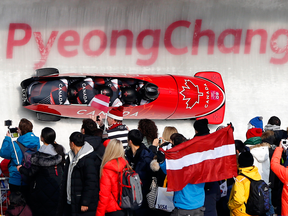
[244,29,267,54]
[270,29,288,64]
[218,29,242,54]
[57,30,79,57]
[7,23,32,59]
[136,29,160,66]
[34,31,58,69]
[164,20,191,55]
[192,19,215,55]
[110,30,133,55]
[83,30,107,56]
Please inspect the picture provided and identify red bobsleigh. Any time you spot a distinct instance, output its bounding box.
[21,68,226,124]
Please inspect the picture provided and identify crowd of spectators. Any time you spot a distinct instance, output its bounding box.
[0,109,287,216]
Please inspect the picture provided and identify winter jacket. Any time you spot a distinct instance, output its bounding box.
[228,166,262,216]
[107,123,129,149]
[159,161,205,210]
[204,182,221,216]
[125,143,155,216]
[5,205,32,216]
[125,143,155,197]
[0,132,40,185]
[96,157,127,216]
[271,147,288,216]
[57,142,101,216]
[19,144,63,216]
[249,142,271,184]
[83,134,105,157]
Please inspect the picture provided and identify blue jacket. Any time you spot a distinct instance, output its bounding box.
[160,161,205,210]
[0,132,40,185]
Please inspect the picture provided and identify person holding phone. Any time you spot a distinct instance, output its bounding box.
[0,118,40,199]
[271,139,288,216]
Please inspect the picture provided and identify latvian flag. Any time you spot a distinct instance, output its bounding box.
[89,94,110,113]
[163,125,237,192]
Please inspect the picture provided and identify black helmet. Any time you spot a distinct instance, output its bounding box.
[99,86,113,97]
[121,87,137,104]
[143,83,159,100]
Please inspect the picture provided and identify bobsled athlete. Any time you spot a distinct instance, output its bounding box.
[27,79,70,105]
[68,78,97,104]
[95,78,123,107]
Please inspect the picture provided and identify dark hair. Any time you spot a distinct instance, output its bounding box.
[95,128,103,137]
[9,191,26,207]
[18,118,33,135]
[70,132,84,147]
[41,127,56,144]
[234,139,248,153]
[268,116,281,126]
[128,129,143,146]
[138,119,158,144]
[41,127,65,166]
[171,133,187,146]
[82,119,97,136]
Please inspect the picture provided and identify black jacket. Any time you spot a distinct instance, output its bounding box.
[19,151,63,216]
[83,134,105,157]
[57,143,101,216]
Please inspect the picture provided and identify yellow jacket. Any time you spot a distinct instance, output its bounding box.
[228,166,262,216]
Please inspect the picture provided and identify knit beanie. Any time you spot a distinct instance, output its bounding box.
[244,137,262,146]
[248,116,263,131]
[107,106,124,121]
[246,128,263,139]
[194,119,210,135]
[238,151,254,168]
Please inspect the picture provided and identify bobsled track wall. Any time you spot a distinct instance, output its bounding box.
[0,0,287,149]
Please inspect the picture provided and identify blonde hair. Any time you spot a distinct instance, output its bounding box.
[100,139,125,177]
[162,126,178,142]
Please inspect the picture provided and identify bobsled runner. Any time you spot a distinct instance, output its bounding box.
[21,68,226,124]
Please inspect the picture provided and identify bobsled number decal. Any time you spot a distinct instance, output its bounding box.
[180,80,203,109]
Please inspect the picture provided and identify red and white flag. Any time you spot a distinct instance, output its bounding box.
[89,94,110,113]
[163,125,237,191]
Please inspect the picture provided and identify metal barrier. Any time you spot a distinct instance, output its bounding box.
[0,177,9,215]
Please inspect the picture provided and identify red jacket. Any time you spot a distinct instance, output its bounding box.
[96,157,127,216]
[271,147,288,216]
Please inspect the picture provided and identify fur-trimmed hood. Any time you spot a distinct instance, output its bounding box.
[249,142,271,163]
[31,152,62,167]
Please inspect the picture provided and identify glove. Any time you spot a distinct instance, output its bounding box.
[156,150,165,164]
[228,122,234,131]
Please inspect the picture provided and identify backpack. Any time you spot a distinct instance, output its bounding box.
[16,141,37,183]
[241,174,270,215]
[118,166,143,210]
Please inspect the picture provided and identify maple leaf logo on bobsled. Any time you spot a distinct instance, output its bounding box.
[180,80,203,109]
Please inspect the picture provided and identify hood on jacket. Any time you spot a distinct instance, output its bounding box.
[264,124,280,132]
[104,157,127,173]
[38,144,57,156]
[68,141,94,165]
[249,142,271,163]
[31,152,62,167]
[17,132,40,149]
[238,166,262,181]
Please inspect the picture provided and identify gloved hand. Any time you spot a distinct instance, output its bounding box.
[228,122,234,131]
[156,150,165,164]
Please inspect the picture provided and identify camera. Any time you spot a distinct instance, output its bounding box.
[4,120,19,138]
[281,139,288,150]
[159,138,163,144]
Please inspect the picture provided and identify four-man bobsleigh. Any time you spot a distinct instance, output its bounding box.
[21,68,226,124]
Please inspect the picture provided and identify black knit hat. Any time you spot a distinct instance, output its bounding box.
[193,119,210,135]
[238,151,254,168]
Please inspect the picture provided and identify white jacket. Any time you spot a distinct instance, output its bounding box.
[249,143,271,184]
